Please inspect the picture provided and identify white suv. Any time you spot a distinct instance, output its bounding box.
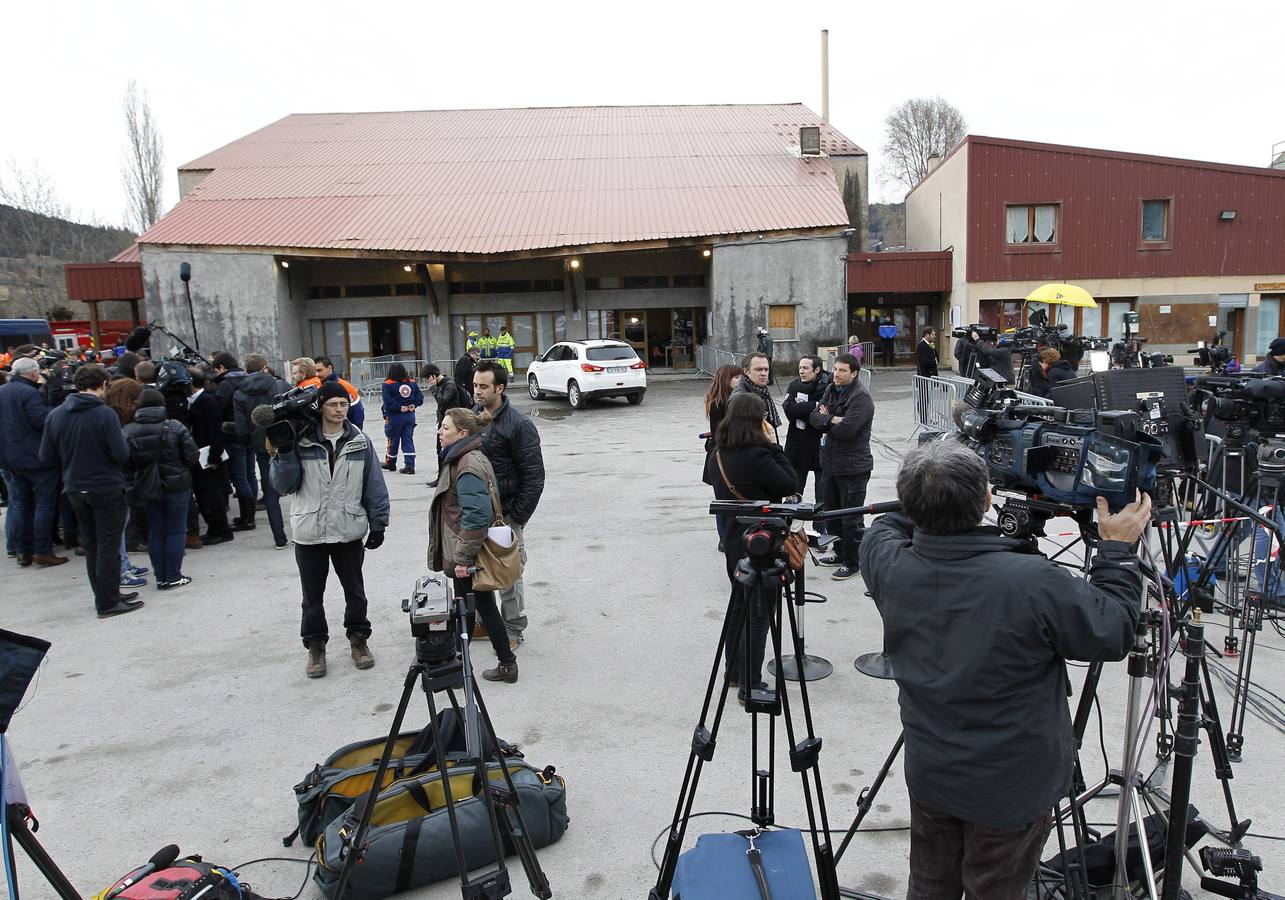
[527,339,647,409]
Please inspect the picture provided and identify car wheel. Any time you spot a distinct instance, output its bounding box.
[627,392,644,405]
[528,375,546,400]
[568,380,587,410]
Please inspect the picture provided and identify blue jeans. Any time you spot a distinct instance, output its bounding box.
[2,471,15,555]
[225,445,257,504]
[146,492,190,582]
[255,451,286,544]
[8,468,59,556]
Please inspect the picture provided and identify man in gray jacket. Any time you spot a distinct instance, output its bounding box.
[860,441,1149,900]
[271,381,390,678]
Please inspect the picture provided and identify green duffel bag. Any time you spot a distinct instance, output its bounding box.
[313,759,569,900]
[286,709,518,847]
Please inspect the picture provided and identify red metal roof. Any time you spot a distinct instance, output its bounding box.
[111,243,140,263]
[64,262,144,302]
[140,104,860,255]
[848,251,952,293]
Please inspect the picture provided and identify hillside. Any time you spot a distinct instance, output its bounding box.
[0,204,136,320]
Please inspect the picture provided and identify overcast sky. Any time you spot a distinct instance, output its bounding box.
[5,0,1282,230]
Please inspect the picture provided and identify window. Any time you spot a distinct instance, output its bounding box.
[768,304,797,341]
[979,300,1022,332]
[394,282,426,296]
[586,309,618,340]
[1141,200,1169,241]
[448,281,481,294]
[346,284,391,297]
[308,285,342,299]
[346,320,370,354]
[532,278,565,292]
[1005,204,1058,244]
[585,276,620,290]
[485,279,531,294]
[1257,298,1281,356]
[622,275,669,289]
[672,274,706,288]
[587,345,639,362]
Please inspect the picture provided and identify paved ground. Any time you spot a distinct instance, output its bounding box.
[6,370,1284,899]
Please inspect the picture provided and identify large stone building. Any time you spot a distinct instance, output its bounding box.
[134,104,867,373]
[853,136,1285,365]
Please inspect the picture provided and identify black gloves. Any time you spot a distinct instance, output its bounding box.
[365,530,385,550]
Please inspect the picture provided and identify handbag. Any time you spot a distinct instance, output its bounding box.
[716,452,807,571]
[471,476,523,591]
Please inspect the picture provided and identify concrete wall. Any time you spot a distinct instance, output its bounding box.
[709,235,847,361]
[906,143,970,358]
[141,246,284,359]
[828,153,869,251]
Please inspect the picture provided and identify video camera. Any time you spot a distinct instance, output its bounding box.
[1191,375,1285,433]
[250,385,320,449]
[956,368,1164,514]
[951,324,999,343]
[402,574,460,667]
[1190,332,1236,374]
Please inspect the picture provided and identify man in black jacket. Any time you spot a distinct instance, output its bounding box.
[211,351,256,529]
[455,347,480,399]
[860,441,1148,900]
[474,360,545,645]
[0,357,66,567]
[809,353,874,580]
[421,362,468,488]
[915,327,938,377]
[781,355,829,500]
[234,354,292,547]
[188,369,234,545]
[39,364,142,618]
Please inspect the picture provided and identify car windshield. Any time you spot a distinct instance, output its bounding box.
[586,346,638,362]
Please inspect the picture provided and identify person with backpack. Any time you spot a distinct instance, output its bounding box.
[421,363,469,487]
[380,363,424,475]
[123,389,200,589]
[234,353,293,548]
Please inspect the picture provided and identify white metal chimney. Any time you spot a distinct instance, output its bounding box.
[821,30,830,123]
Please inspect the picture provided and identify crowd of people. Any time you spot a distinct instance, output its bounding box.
[0,342,547,686]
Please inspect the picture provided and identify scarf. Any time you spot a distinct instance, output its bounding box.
[739,375,781,429]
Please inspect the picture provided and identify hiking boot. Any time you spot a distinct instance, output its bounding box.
[381,459,396,471]
[350,638,375,669]
[186,532,203,549]
[482,662,519,683]
[306,641,327,678]
[399,467,415,475]
[33,554,69,567]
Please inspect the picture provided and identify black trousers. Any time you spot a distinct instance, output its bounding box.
[66,489,128,612]
[194,464,231,536]
[721,540,770,692]
[820,470,869,567]
[453,576,516,665]
[881,337,896,366]
[906,793,1052,900]
[295,540,372,646]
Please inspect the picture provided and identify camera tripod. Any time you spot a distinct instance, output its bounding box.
[330,588,551,900]
[651,512,840,900]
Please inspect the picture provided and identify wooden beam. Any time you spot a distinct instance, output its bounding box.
[129,299,141,327]
[87,301,102,350]
[417,264,440,315]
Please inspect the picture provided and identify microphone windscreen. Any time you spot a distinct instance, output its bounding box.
[149,844,181,869]
[250,404,276,428]
[124,327,152,352]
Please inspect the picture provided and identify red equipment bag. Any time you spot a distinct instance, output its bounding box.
[95,856,266,900]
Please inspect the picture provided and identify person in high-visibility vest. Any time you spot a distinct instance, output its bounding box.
[494,326,516,375]
[476,328,498,360]
[466,331,480,353]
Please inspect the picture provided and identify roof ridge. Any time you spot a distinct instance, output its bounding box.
[279,102,812,116]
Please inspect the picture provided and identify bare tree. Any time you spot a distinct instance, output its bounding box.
[122,80,164,233]
[0,159,70,257]
[880,97,967,194]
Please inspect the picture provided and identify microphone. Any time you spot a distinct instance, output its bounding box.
[106,844,181,897]
[250,404,277,429]
[124,326,152,353]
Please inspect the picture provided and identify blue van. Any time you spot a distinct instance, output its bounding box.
[0,319,54,351]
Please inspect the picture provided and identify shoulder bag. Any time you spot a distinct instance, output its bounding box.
[471,471,523,591]
[716,451,807,571]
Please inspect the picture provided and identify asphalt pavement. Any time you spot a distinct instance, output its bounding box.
[4,370,1283,899]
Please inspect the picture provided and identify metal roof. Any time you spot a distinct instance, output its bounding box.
[64,262,145,302]
[140,104,860,255]
[848,251,952,293]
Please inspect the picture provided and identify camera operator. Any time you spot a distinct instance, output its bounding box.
[234,354,291,548]
[270,381,390,678]
[711,392,798,698]
[1027,347,1059,398]
[859,441,1148,900]
[1047,339,1082,388]
[1253,337,1285,376]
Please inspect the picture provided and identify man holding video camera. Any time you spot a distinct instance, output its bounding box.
[271,381,390,678]
[860,441,1148,900]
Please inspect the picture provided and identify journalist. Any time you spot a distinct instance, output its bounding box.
[860,441,1148,900]
[731,352,781,441]
[810,353,874,580]
[271,381,390,678]
[781,355,829,500]
[711,392,798,696]
[1253,337,1285,375]
[234,354,291,548]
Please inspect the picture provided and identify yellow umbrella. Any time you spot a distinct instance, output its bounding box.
[1025,283,1097,308]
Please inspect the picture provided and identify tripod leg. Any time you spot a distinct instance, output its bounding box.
[1198,656,1251,842]
[471,684,552,899]
[4,808,81,900]
[834,734,903,864]
[419,678,489,893]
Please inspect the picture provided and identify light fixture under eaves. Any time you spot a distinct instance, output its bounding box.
[1219,210,1238,221]
[403,264,414,272]
[702,249,711,258]
[569,258,580,269]
[279,260,290,268]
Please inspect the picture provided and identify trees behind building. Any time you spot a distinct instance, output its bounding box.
[122,80,164,234]
[880,97,967,194]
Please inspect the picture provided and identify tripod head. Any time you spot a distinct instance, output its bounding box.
[402,574,474,672]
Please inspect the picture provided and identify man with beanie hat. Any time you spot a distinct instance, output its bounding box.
[271,378,390,678]
[1254,337,1285,376]
[0,356,67,567]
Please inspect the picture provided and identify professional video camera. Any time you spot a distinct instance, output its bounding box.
[1191,375,1285,433]
[249,385,319,449]
[951,324,999,343]
[1140,350,1174,368]
[1190,332,1237,374]
[955,368,1164,532]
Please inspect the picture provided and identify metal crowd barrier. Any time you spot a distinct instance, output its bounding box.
[911,374,960,434]
[696,344,747,376]
[353,357,432,397]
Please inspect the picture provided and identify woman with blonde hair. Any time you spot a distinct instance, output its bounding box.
[428,407,518,683]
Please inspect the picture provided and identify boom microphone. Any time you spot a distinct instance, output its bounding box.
[106,844,181,897]
[124,326,152,353]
